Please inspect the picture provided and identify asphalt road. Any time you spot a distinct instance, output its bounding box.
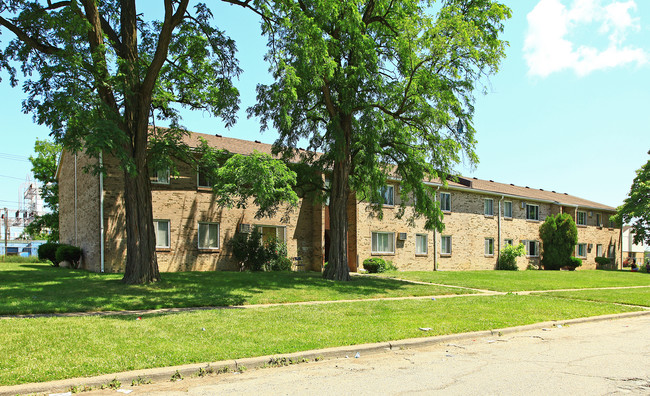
[80,314,650,396]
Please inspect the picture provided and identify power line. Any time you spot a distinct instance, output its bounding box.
[0,174,29,181]
[0,152,31,162]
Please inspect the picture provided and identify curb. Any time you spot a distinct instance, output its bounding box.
[2,310,649,396]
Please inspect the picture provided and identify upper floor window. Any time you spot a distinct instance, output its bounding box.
[154,219,170,248]
[372,231,395,254]
[440,192,451,212]
[484,198,494,216]
[526,204,539,221]
[595,213,602,227]
[197,166,215,188]
[151,167,170,185]
[503,201,512,218]
[415,234,428,255]
[373,185,394,206]
[198,222,220,249]
[577,211,587,226]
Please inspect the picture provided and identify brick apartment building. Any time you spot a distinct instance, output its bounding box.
[57,131,622,273]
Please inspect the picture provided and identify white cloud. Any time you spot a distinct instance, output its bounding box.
[524,0,648,77]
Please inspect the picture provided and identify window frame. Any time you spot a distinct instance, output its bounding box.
[524,240,539,257]
[153,219,170,249]
[415,233,428,255]
[577,211,587,226]
[440,235,452,255]
[257,225,287,244]
[503,201,512,218]
[198,222,220,250]
[484,237,494,256]
[440,192,451,212]
[596,244,603,257]
[484,198,494,216]
[371,231,395,254]
[151,167,170,185]
[525,204,539,221]
[504,239,513,246]
[197,166,214,189]
[577,243,587,258]
[595,213,602,227]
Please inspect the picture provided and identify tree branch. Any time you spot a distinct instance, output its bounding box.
[0,16,64,55]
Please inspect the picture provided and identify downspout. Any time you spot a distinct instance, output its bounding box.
[74,153,78,246]
[99,152,105,273]
[433,186,440,271]
[498,196,503,266]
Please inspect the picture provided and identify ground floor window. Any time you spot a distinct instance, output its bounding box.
[524,240,539,257]
[596,244,603,257]
[577,243,587,258]
[504,239,513,246]
[441,236,451,255]
[198,222,220,249]
[415,234,427,255]
[154,219,170,248]
[484,238,494,256]
[372,232,395,254]
[258,225,286,244]
[608,245,616,257]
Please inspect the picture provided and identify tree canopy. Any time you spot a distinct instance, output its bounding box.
[250,0,511,280]
[613,151,650,245]
[539,213,578,270]
[24,139,61,242]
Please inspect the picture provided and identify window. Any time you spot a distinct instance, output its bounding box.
[608,217,615,228]
[324,179,330,205]
[197,166,214,188]
[504,239,513,246]
[526,204,539,221]
[608,245,615,257]
[503,201,512,218]
[577,243,587,258]
[440,192,451,212]
[484,198,494,216]
[484,238,494,255]
[373,185,394,206]
[577,211,587,226]
[596,244,603,257]
[524,240,539,257]
[441,236,451,255]
[153,220,170,248]
[198,222,219,249]
[596,213,602,226]
[372,232,395,254]
[258,225,286,244]
[150,167,170,184]
[415,234,428,255]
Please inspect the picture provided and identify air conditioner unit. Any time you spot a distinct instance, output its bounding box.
[398,232,407,241]
[521,202,526,209]
[239,224,251,234]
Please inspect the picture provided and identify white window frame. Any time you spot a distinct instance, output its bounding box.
[524,240,539,257]
[441,235,452,255]
[577,211,587,226]
[596,244,603,257]
[197,166,214,188]
[484,238,495,256]
[198,222,220,249]
[415,234,428,255]
[371,231,395,254]
[484,198,494,216]
[153,219,170,248]
[257,225,287,244]
[503,201,512,218]
[440,192,451,212]
[504,239,513,246]
[577,243,587,258]
[151,167,170,185]
[526,204,539,221]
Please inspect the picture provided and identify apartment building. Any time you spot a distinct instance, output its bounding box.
[57,131,622,273]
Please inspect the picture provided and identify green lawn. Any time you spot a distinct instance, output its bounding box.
[0,294,640,386]
[544,287,650,307]
[381,270,650,292]
[0,263,473,315]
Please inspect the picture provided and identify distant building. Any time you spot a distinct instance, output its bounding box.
[622,226,649,265]
[0,180,46,240]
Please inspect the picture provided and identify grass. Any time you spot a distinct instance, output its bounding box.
[0,255,45,263]
[381,270,650,292]
[544,287,650,307]
[0,294,640,386]
[0,263,474,315]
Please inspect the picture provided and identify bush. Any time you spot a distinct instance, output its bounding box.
[539,213,578,270]
[566,257,582,271]
[55,244,82,268]
[496,243,525,270]
[362,257,397,273]
[38,243,61,266]
[595,256,613,270]
[228,229,291,272]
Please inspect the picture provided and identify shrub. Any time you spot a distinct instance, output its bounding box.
[539,213,578,270]
[362,257,396,273]
[595,256,613,270]
[228,230,291,271]
[497,243,525,270]
[38,242,61,266]
[566,257,582,270]
[55,244,82,268]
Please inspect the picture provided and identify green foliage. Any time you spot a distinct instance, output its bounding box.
[55,245,82,269]
[228,230,291,272]
[567,257,583,270]
[595,256,614,270]
[497,243,525,271]
[362,257,397,273]
[0,255,44,263]
[539,213,578,270]
[613,151,650,245]
[38,243,61,267]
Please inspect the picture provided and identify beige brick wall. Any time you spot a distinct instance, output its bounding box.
[57,150,101,271]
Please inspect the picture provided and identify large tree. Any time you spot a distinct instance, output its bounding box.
[24,138,61,242]
[250,0,511,280]
[539,213,578,271]
[613,151,650,245]
[0,0,261,283]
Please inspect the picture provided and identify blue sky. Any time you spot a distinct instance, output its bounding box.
[0,0,648,214]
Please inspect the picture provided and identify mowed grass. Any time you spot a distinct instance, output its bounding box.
[381,270,650,292]
[544,286,650,307]
[0,294,640,386]
[0,263,473,315]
